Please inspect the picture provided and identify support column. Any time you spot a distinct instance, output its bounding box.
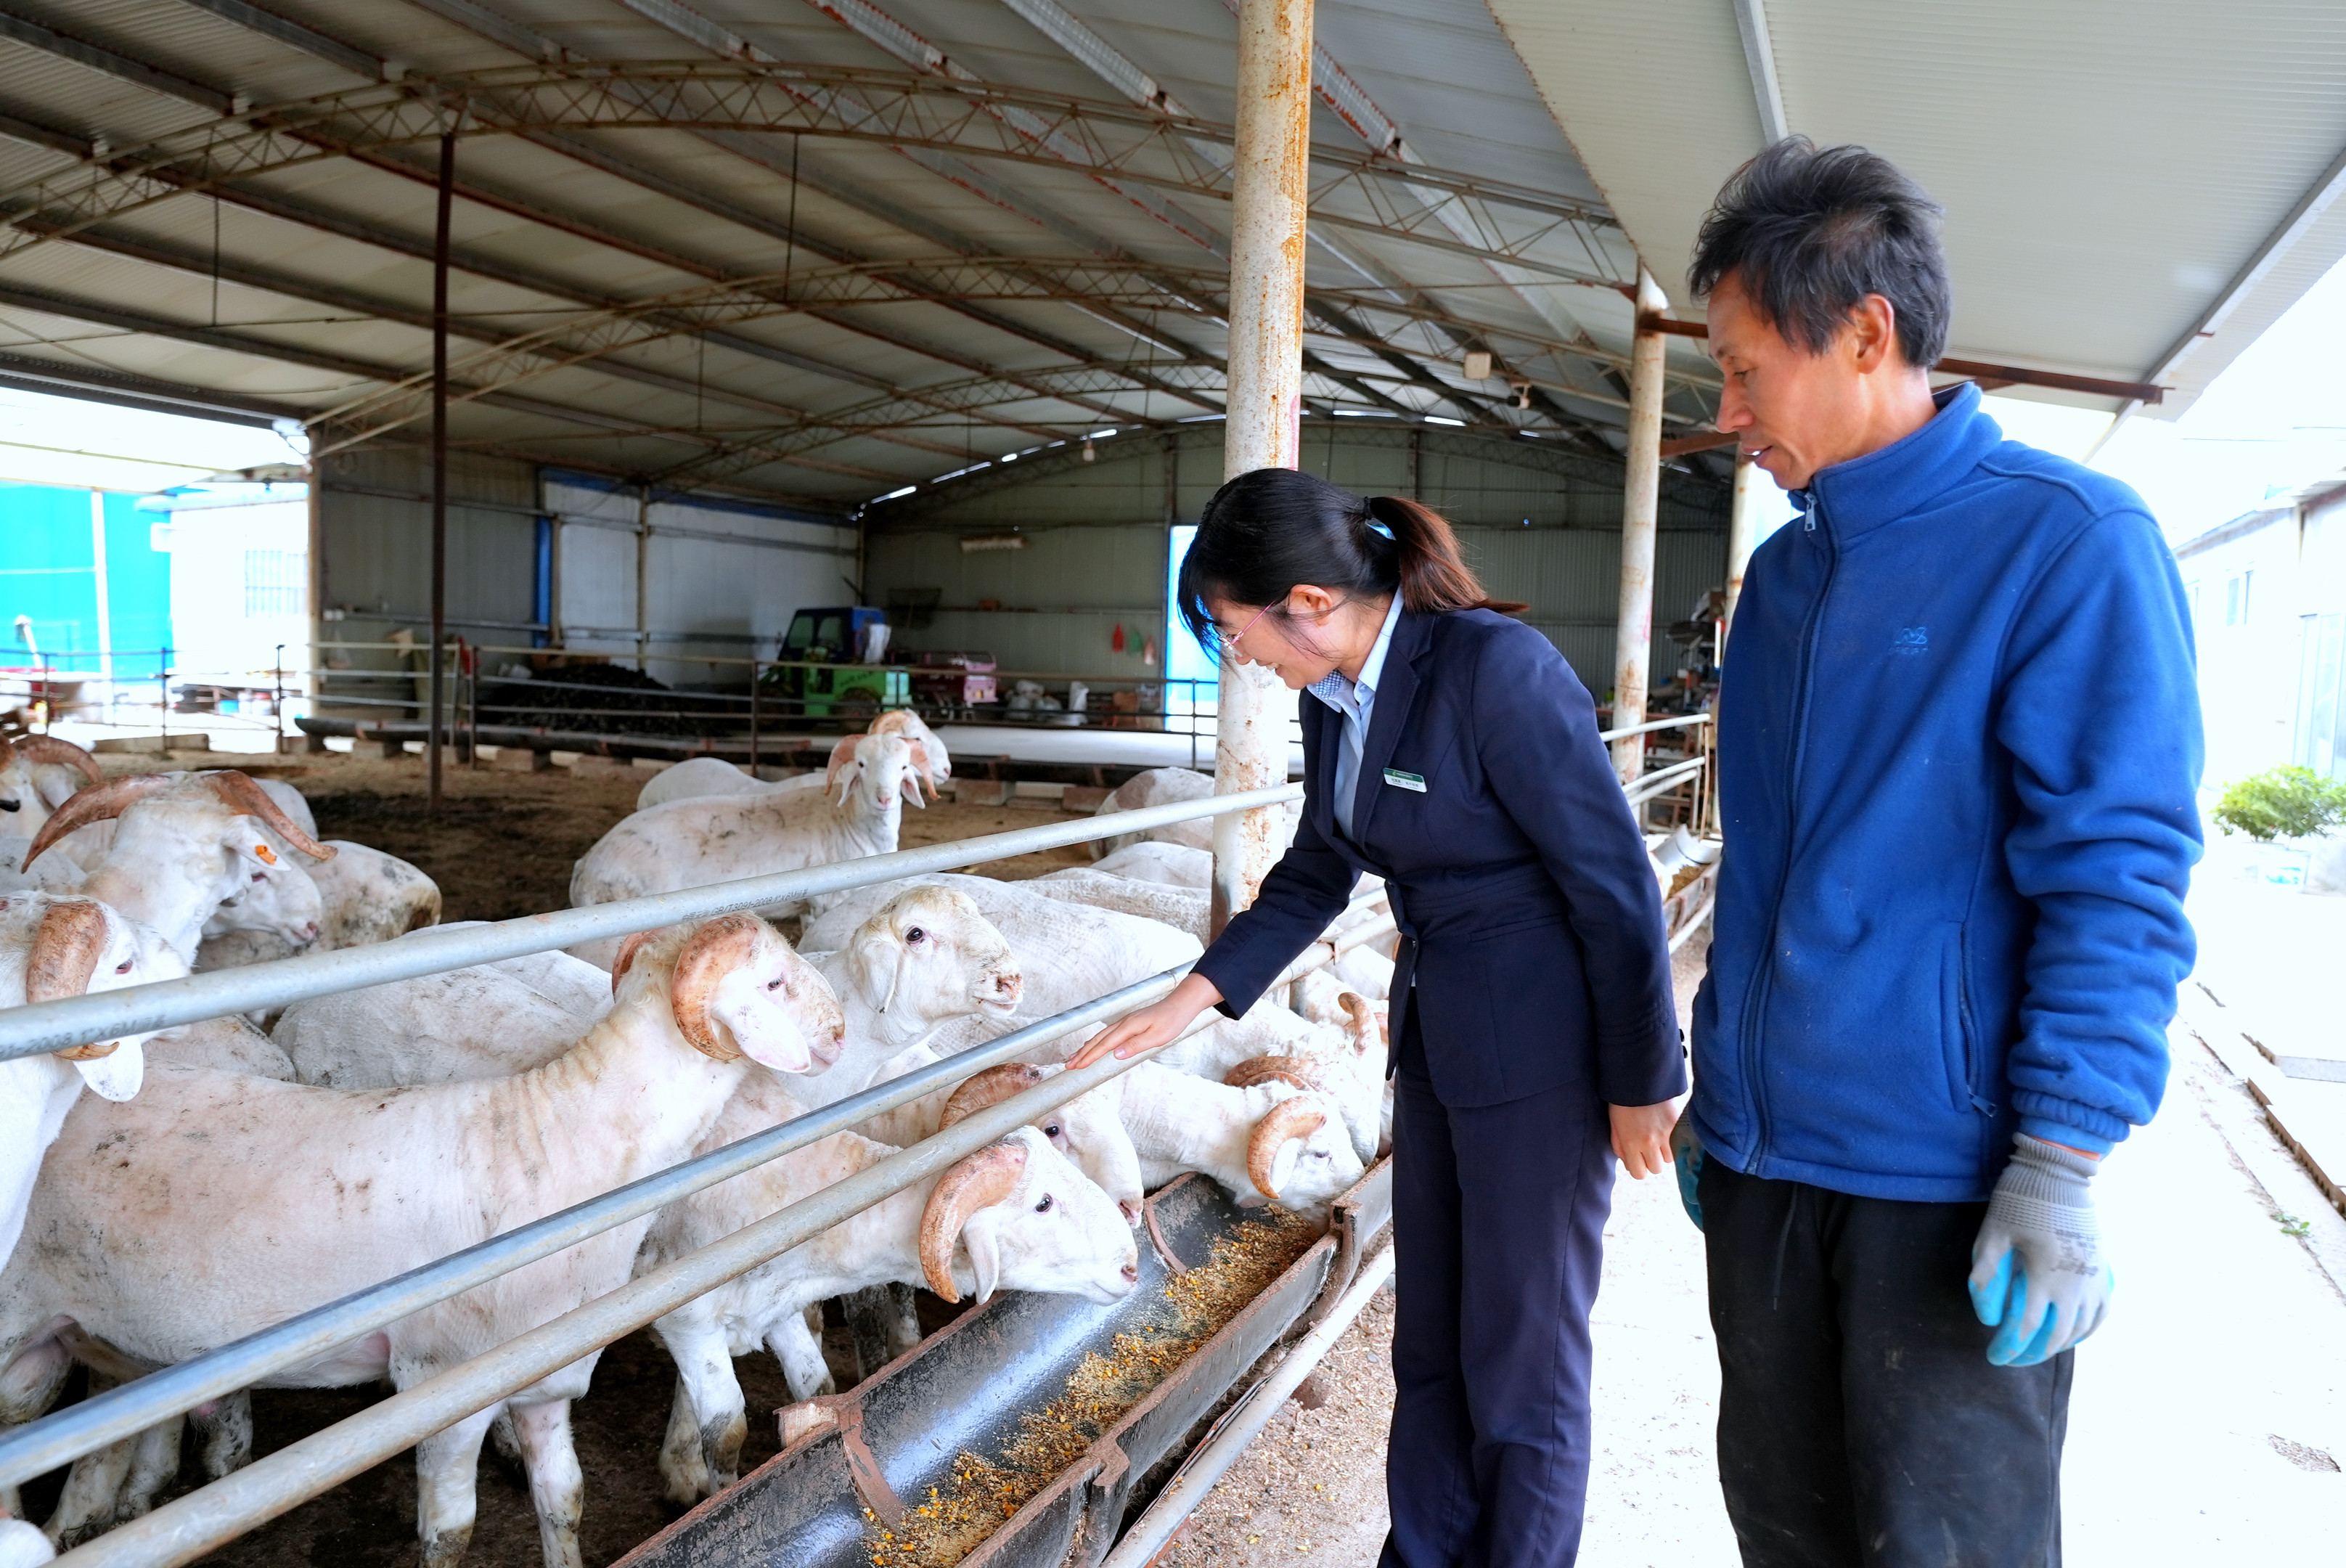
[1211,0,1314,939]
[1611,266,1667,785]
[86,491,113,689]
[428,131,454,814]
[1722,449,1762,637]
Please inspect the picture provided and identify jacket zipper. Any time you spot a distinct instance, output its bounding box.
[1739,495,1836,1169]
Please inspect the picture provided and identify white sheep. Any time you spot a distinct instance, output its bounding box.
[0,894,184,1273]
[641,1112,1135,1502]
[1092,841,1211,887]
[1153,992,1386,1166]
[568,732,924,968]
[1023,866,1209,941]
[17,772,332,965]
[196,830,439,973]
[0,914,846,1565]
[1108,1060,1365,1216]
[636,711,951,812]
[0,738,103,841]
[855,1057,1145,1224]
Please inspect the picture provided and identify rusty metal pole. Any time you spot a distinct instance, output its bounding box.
[1722,448,1762,638]
[428,130,454,814]
[1209,0,1315,939]
[1611,266,1668,787]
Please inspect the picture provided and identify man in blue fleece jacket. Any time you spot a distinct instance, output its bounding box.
[1678,140,2202,1565]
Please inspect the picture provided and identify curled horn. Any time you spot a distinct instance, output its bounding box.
[668,913,769,1061]
[1223,1055,1323,1093]
[21,774,173,867]
[1245,1097,1328,1201]
[28,900,118,1061]
[204,772,335,862]
[936,1063,1049,1130]
[822,735,862,799]
[1337,992,1379,1055]
[12,736,104,788]
[610,928,659,994]
[917,1140,1028,1302]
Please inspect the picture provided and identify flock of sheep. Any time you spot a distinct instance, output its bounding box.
[0,715,1397,1568]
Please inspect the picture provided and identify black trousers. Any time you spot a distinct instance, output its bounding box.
[1699,1160,2072,1568]
[1379,1021,1614,1568]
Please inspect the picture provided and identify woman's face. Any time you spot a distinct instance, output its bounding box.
[1205,587,1345,690]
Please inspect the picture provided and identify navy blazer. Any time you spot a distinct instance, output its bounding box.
[1193,608,1683,1110]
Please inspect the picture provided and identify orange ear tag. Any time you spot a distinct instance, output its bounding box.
[254,842,278,865]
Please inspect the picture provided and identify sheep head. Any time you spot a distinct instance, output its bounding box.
[824,733,920,813]
[1223,1056,1324,1094]
[666,912,846,1074]
[919,1127,1138,1306]
[6,893,186,1101]
[0,735,104,821]
[1245,1095,1331,1204]
[938,1064,1143,1226]
[843,886,1021,1029]
[870,710,949,795]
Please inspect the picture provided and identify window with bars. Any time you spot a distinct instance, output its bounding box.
[243,550,305,617]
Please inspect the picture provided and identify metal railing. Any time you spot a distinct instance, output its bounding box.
[2,716,1708,1564]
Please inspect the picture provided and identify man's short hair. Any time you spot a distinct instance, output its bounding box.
[1689,137,1951,370]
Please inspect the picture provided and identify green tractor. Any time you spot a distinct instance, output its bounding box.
[759,606,910,727]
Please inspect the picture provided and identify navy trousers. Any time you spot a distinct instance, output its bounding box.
[1379,1019,1615,1568]
[1699,1161,2072,1567]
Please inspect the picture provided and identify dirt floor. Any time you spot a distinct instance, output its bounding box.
[16,745,1100,1564]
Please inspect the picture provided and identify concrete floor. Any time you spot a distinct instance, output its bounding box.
[1169,875,2346,1564]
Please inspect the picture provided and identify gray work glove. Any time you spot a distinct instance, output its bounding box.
[1967,1134,2114,1366]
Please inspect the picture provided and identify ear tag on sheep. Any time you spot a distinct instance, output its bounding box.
[253,841,279,864]
[1382,769,1426,793]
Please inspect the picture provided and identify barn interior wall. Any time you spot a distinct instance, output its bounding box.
[864,425,1730,698]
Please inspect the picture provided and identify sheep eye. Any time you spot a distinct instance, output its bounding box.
[0,799,17,811]
[904,927,925,944]
[1041,1122,1063,1139]
[765,977,785,992]
[250,872,267,883]
[114,960,134,974]
[1034,1194,1053,1213]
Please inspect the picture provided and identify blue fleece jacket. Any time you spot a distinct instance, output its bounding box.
[1691,385,2203,1203]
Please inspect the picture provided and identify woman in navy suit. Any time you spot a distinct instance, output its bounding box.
[1074,470,1684,1567]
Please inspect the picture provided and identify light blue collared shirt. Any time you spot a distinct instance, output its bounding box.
[1306,594,1405,841]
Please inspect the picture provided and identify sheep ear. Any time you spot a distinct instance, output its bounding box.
[846,920,904,1012]
[822,735,861,797]
[961,1209,1004,1304]
[1266,1137,1305,1198]
[899,769,926,809]
[73,1044,144,1102]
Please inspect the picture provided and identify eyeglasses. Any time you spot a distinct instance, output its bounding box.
[1214,599,1278,652]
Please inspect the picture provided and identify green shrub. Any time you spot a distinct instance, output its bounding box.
[2212,767,2346,843]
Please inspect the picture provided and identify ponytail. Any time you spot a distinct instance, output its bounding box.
[1175,470,1517,653]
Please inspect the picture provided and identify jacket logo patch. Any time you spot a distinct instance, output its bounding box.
[1892,626,1929,656]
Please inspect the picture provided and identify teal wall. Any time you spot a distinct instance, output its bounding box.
[0,486,171,677]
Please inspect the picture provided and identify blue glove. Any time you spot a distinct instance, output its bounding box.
[1669,1105,1704,1231]
[1968,1134,2114,1366]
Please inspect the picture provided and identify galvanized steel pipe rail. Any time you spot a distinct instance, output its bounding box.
[0,782,1304,1061]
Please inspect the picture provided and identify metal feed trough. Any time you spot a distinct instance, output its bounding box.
[618,1164,1394,1568]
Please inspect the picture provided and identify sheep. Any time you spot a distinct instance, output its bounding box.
[0,894,184,1274]
[1092,841,1211,887]
[1023,866,1209,941]
[641,1111,1135,1503]
[17,772,332,965]
[857,1058,1145,1225]
[275,888,1018,1109]
[568,732,925,968]
[0,738,103,840]
[1089,768,1303,860]
[636,710,951,812]
[1149,992,1385,1166]
[1108,1059,1365,1216]
[196,826,440,973]
[803,873,1201,1055]
[0,913,846,1565]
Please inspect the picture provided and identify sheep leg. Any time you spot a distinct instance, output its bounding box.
[884,1283,921,1361]
[509,1400,585,1568]
[191,1392,251,1479]
[486,1409,525,1479]
[110,1411,184,1524]
[767,1313,837,1403]
[42,1437,133,1549]
[413,1403,498,1568]
[842,1287,892,1382]
[656,1377,711,1506]
[658,1326,745,1501]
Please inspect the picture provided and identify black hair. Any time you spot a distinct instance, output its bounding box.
[1175,469,1513,656]
[1688,136,1950,369]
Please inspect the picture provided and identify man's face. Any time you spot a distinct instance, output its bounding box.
[1707,271,1900,491]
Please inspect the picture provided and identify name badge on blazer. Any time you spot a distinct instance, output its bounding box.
[1382,768,1427,793]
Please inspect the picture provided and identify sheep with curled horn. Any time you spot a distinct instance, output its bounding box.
[16,771,333,965]
[0,735,103,837]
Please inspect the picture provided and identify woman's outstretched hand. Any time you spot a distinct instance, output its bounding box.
[1066,973,1226,1069]
[1609,1098,1683,1180]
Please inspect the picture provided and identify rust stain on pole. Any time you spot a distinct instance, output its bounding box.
[1611,266,1667,788]
[1211,0,1314,939]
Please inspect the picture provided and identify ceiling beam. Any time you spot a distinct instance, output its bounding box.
[0,347,297,423]
[1730,0,1791,145]
[173,0,388,81]
[0,5,240,115]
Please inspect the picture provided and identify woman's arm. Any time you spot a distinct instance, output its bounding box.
[1469,623,1685,1110]
[1067,972,1225,1068]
